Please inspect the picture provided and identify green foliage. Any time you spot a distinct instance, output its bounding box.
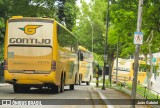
[140,0,160,55]
[126,83,160,99]
[109,0,137,58]
[0,0,78,61]
[0,0,160,65]
[0,18,5,61]
[56,0,78,30]
[73,0,106,55]
[93,53,103,66]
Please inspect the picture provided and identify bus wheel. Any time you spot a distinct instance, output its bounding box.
[86,76,91,85]
[13,84,21,93]
[51,85,60,93]
[79,74,82,85]
[24,86,30,93]
[75,74,78,85]
[70,84,74,90]
[60,75,64,92]
[86,82,90,85]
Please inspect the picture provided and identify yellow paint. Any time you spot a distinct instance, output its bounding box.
[112,59,147,84]
[12,16,23,18]
[24,25,41,35]
[78,46,93,82]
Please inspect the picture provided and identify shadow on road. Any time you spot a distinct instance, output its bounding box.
[9,88,70,94]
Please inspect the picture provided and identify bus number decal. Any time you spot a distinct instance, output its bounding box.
[38,61,50,64]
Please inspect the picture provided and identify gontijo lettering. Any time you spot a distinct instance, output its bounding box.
[9,38,51,44]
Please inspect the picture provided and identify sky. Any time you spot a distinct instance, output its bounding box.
[76,0,91,7]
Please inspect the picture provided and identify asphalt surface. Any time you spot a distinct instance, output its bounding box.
[0,83,107,108]
[0,82,157,108]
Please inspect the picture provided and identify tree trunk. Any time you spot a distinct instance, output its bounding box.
[143,54,147,64]
[148,44,153,90]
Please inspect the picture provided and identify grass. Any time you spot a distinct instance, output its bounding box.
[123,83,160,99]
[94,78,160,99]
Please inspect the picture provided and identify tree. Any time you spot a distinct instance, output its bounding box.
[0,0,79,61]
[56,0,78,30]
[140,0,160,89]
[73,0,106,54]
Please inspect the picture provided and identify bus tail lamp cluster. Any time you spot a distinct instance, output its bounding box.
[4,59,8,70]
[51,60,56,71]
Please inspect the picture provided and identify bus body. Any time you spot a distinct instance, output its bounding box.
[112,58,147,84]
[4,16,78,93]
[112,58,132,78]
[129,60,147,84]
[78,46,93,85]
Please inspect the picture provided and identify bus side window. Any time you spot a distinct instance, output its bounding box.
[80,52,83,61]
[132,63,134,70]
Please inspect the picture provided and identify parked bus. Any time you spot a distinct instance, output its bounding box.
[112,58,132,78]
[155,58,160,77]
[129,60,148,84]
[112,58,148,84]
[78,46,93,85]
[4,16,78,93]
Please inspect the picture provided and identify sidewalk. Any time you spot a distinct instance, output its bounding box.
[91,83,152,108]
[0,83,10,87]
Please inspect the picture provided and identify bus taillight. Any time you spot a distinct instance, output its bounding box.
[51,60,56,71]
[4,59,8,70]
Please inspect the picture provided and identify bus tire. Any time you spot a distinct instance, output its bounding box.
[70,84,74,90]
[86,76,91,85]
[13,84,21,93]
[86,82,90,85]
[23,86,30,93]
[51,85,60,93]
[75,73,78,85]
[14,85,30,93]
[79,74,82,85]
[60,74,64,92]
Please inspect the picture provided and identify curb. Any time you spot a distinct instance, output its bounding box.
[0,83,10,87]
[92,86,114,108]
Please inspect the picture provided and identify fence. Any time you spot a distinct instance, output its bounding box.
[111,75,160,100]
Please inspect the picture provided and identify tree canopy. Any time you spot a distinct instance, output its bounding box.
[0,0,160,65]
[0,0,78,61]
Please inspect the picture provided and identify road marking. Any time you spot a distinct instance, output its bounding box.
[92,86,114,108]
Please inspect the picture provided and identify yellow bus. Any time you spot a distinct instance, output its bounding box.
[112,58,132,78]
[129,60,147,84]
[112,58,148,84]
[78,46,93,85]
[4,16,78,93]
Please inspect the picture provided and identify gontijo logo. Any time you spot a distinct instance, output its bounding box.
[19,25,42,35]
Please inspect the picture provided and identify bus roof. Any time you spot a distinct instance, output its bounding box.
[10,16,54,21]
[9,16,77,39]
[78,46,89,52]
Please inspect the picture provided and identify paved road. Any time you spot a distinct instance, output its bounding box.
[0,84,107,108]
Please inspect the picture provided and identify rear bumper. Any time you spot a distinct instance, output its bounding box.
[4,70,57,85]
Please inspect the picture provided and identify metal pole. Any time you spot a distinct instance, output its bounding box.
[92,26,93,53]
[102,0,109,90]
[90,21,93,53]
[131,0,143,107]
[86,17,93,53]
[116,35,119,83]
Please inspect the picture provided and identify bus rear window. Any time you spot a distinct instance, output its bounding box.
[7,46,52,72]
